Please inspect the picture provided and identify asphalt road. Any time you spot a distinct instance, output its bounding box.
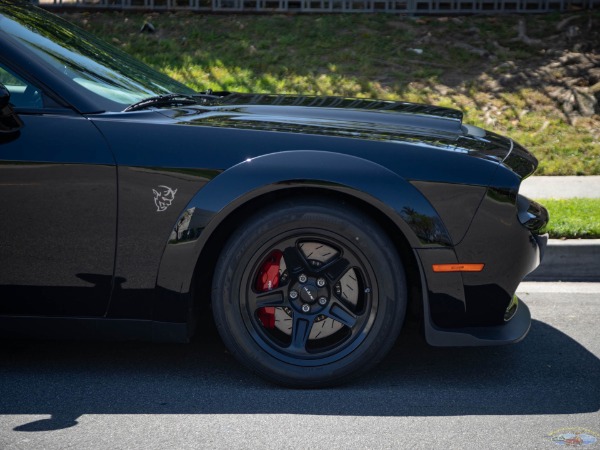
[1,282,599,450]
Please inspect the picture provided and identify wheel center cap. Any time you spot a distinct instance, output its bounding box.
[300,284,318,304]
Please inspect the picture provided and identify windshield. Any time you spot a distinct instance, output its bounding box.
[0,1,196,110]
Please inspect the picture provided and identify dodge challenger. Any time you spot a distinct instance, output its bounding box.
[0,0,548,387]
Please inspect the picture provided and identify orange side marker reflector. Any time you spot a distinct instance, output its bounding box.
[432,263,485,273]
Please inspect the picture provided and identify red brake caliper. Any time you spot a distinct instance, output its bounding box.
[255,250,283,329]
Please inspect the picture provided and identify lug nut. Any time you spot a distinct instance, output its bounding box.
[301,304,311,313]
[298,274,308,283]
[290,290,299,299]
[316,278,326,287]
[318,297,327,306]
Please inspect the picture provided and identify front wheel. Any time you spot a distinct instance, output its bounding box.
[212,199,407,387]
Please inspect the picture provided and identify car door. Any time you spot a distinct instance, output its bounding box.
[0,63,117,317]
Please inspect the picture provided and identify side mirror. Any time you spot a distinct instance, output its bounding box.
[0,84,10,109]
[0,83,24,134]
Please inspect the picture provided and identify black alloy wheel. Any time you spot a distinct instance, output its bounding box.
[212,198,407,387]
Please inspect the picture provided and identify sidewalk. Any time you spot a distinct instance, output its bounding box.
[520,176,600,199]
[520,176,600,282]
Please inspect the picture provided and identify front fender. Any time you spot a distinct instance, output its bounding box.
[155,150,452,322]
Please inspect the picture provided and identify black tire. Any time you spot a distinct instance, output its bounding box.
[211,198,407,387]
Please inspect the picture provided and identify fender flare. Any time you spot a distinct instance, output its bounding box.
[154,150,452,322]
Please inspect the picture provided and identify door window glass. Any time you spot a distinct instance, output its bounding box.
[0,64,44,110]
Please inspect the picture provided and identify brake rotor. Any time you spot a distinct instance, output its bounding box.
[255,242,359,340]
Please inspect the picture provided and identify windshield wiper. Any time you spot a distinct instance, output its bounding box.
[124,93,198,112]
[124,90,229,112]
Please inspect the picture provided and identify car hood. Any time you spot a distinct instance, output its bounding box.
[154,93,531,175]
[161,93,465,143]
[218,93,463,132]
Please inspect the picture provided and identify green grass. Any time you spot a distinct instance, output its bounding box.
[537,198,600,239]
[62,11,600,176]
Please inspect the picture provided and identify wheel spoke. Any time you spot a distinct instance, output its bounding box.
[289,315,312,353]
[325,301,358,328]
[323,257,351,283]
[248,288,286,310]
[283,246,307,274]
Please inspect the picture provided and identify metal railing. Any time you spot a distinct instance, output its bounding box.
[37,0,600,12]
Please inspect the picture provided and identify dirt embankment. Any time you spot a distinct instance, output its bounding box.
[492,16,600,123]
[415,14,599,126]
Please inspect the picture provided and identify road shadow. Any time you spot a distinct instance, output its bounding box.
[1,317,598,432]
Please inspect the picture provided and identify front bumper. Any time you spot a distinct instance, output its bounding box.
[422,294,532,347]
[415,196,547,346]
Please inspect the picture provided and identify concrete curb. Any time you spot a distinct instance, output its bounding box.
[525,239,600,282]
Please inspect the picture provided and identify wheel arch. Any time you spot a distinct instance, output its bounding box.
[199,187,422,314]
[155,150,447,329]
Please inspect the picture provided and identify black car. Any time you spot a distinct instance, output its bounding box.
[0,1,548,387]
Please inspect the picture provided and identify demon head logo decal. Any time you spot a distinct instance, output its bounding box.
[153,185,177,212]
